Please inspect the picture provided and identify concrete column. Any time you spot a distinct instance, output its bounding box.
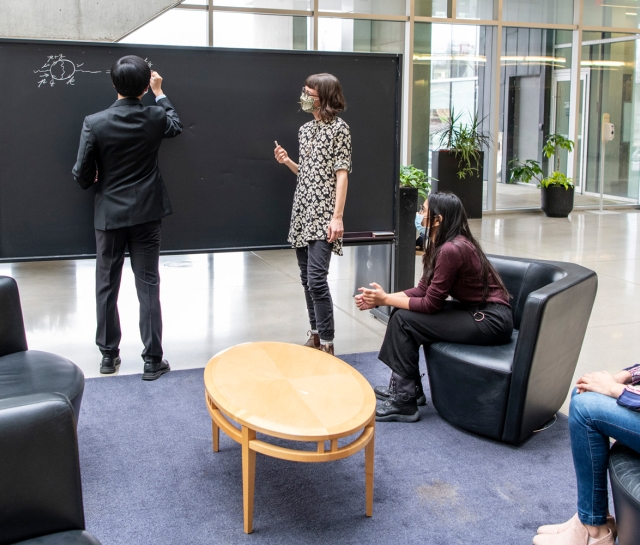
[1,0,182,42]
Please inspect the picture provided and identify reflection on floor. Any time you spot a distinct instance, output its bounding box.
[495,182,620,209]
[1,209,639,414]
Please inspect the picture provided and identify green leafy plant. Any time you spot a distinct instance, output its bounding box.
[510,133,575,190]
[434,107,492,180]
[400,164,433,199]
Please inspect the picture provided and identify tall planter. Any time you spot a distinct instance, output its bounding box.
[431,150,484,219]
[541,186,574,218]
[397,186,418,292]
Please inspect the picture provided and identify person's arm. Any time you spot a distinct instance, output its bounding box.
[150,71,182,138]
[274,145,298,175]
[355,275,427,311]
[405,244,462,314]
[576,371,627,398]
[355,286,410,310]
[71,117,97,190]
[328,123,352,243]
[575,366,640,411]
[328,169,347,243]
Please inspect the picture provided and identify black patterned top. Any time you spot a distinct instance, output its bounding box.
[287,117,352,256]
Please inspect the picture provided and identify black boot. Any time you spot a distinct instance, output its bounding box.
[374,373,426,406]
[375,373,419,423]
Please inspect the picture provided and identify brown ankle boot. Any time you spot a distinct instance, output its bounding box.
[303,331,321,349]
[320,343,334,356]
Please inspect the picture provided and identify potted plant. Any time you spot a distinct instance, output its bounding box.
[431,108,491,219]
[397,165,432,288]
[510,134,575,218]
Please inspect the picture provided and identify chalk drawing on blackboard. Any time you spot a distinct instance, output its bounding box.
[105,58,153,74]
[34,54,101,88]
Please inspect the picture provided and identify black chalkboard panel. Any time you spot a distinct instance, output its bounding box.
[0,39,400,260]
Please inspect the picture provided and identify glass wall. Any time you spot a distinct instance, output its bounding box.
[214,14,310,49]
[497,27,564,208]
[120,1,640,210]
[319,0,406,15]
[318,19,404,52]
[582,35,640,202]
[503,0,572,25]
[121,9,208,47]
[411,23,494,209]
[583,0,640,29]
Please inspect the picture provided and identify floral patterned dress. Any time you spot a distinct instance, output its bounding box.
[287,117,352,256]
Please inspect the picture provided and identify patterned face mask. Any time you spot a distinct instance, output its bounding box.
[300,92,317,113]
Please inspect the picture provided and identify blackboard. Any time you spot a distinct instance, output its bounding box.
[0,39,401,260]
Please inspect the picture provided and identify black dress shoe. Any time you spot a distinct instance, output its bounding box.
[142,359,170,381]
[374,373,427,406]
[376,391,420,422]
[100,355,121,374]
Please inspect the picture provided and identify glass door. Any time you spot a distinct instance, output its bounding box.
[551,68,589,193]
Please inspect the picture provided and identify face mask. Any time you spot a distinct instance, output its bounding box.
[415,212,426,236]
[300,92,317,113]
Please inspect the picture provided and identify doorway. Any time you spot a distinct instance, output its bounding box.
[551,68,590,194]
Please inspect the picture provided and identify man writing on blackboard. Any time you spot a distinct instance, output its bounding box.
[72,55,182,380]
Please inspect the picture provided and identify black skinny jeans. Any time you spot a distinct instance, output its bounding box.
[295,240,334,342]
[378,301,513,380]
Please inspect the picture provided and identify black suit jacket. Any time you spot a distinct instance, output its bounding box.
[72,97,182,230]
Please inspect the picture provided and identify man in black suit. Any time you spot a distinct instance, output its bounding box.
[72,55,182,380]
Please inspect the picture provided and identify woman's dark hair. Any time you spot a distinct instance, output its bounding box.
[110,55,151,98]
[305,73,346,122]
[422,191,509,301]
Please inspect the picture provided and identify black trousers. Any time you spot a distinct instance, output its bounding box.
[378,301,513,380]
[95,220,163,363]
[295,240,334,342]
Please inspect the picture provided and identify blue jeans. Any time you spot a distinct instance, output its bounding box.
[569,389,640,526]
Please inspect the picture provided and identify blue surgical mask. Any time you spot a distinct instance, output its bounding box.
[415,212,426,235]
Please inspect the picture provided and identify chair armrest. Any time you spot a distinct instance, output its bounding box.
[0,276,28,357]
[503,261,597,444]
[0,393,85,545]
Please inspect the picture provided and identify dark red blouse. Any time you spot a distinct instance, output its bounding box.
[403,236,511,314]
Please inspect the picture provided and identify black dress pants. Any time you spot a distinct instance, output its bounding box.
[95,220,163,363]
[378,301,513,380]
[295,240,334,342]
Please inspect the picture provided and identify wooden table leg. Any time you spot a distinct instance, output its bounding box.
[242,426,257,534]
[212,419,219,453]
[365,423,375,517]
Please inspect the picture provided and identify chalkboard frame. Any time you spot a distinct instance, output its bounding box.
[0,38,402,262]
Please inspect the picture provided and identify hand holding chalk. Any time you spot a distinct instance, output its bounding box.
[150,70,163,97]
[274,141,289,164]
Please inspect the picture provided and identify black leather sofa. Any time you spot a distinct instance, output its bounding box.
[0,393,101,545]
[425,255,597,445]
[0,276,84,418]
[609,441,640,545]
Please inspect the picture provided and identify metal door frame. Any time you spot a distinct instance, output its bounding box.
[551,68,590,194]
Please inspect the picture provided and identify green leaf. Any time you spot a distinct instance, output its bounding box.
[399,164,433,195]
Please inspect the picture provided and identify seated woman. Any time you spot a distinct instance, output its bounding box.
[355,191,513,422]
[533,367,640,545]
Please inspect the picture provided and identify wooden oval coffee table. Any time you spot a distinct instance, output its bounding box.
[204,342,376,534]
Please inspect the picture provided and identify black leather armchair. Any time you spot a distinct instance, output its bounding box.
[0,393,101,545]
[0,276,84,418]
[609,441,640,545]
[425,255,597,445]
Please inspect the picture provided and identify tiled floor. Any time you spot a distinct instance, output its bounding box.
[494,182,621,209]
[2,208,639,414]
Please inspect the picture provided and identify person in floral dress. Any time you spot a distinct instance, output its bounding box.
[274,73,351,355]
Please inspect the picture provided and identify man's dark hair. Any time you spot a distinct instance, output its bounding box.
[110,55,151,98]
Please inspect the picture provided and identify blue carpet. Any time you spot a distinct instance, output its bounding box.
[78,352,585,545]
